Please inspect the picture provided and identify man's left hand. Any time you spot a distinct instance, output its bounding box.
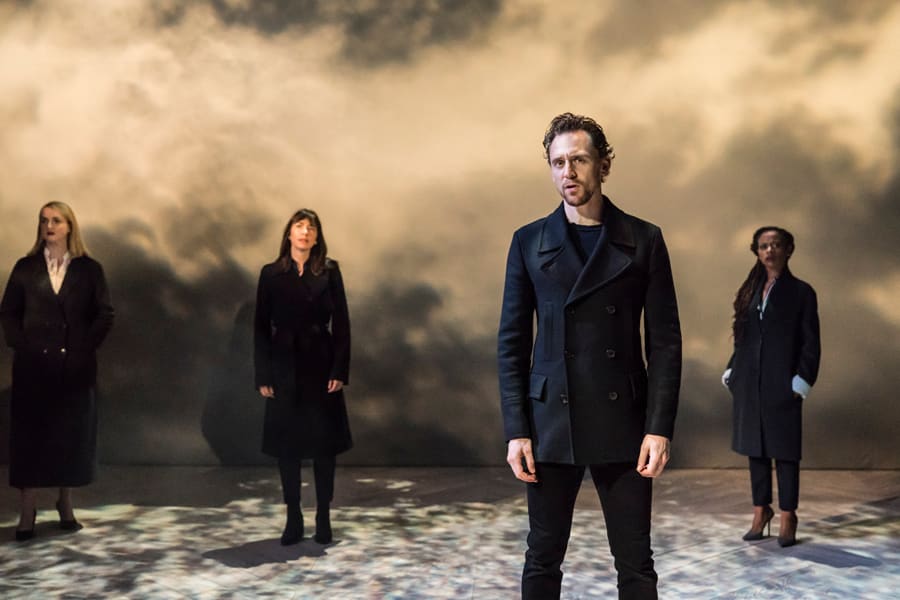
[637,434,670,478]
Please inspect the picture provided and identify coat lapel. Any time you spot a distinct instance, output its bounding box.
[55,257,80,303]
[566,200,634,306]
[538,204,583,294]
[301,267,330,299]
[25,253,56,298]
[278,260,330,299]
[760,269,794,323]
[749,282,765,333]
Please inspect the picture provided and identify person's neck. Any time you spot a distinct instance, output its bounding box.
[45,241,67,262]
[564,193,604,225]
[290,248,310,270]
[765,267,782,282]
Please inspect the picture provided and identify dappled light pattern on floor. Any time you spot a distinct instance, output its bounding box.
[1,469,898,598]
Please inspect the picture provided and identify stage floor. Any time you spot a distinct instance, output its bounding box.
[1,467,898,598]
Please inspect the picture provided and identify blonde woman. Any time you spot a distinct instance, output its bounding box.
[1,202,114,541]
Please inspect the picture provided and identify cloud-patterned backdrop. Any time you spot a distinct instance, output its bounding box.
[1,0,898,467]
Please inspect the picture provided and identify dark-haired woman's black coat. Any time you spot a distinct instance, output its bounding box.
[253,259,352,459]
[726,270,820,461]
[0,254,114,488]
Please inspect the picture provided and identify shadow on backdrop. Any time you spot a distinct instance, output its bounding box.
[199,279,497,466]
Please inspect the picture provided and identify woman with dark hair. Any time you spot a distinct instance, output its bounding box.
[254,208,352,545]
[0,201,114,541]
[723,226,820,547]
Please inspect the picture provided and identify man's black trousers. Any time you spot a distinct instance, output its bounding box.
[522,461,657,600]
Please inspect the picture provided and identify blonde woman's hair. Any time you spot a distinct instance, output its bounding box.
[28,201,89,258]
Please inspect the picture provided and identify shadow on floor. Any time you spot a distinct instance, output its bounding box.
[203,537,333,567]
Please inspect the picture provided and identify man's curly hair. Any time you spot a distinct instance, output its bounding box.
[542,112,615,165]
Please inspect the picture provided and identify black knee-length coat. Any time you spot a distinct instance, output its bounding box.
[253,258,352,459]
[0,253,114,488]
[726,270,820,461]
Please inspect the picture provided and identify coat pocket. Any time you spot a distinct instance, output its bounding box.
[528,373,548,402]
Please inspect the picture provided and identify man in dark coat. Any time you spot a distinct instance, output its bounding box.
[498,113,682,599]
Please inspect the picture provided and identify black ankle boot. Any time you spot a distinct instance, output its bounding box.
[56,500,83,532]
[280,504,303,546]
[314,505,332,544]
[15,509,36,542]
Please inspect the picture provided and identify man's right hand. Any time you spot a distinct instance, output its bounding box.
[507,438,538,483]
[258,385,274,398]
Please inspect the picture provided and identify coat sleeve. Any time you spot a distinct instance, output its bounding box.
[253,268,273,389]
[0,260,26,350]
[795,285,820,386]
[328,264,351,384]
[642,228,682,439]
[497,231,536,442]
[85,261,114,350]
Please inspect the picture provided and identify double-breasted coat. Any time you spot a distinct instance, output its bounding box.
[0,253,114,488]
[498,200,682,464]
[253,258,352,459]
[726,270,820,461]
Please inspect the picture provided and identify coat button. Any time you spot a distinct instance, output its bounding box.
[560,394,568,405]
[564,350,575,359]
[606,305,617,314]
[60,347,66,354]
[606,349,616,358]
[42,349,48,354]
[608,392,619,400]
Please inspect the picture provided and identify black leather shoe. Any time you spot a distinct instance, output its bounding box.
[56,501,83,532]
[314,507,332,544]
[280,504,303,546]
[15,510,36,542]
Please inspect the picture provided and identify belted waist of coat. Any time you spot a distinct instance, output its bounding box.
[286,323,330,342]
[272,322,329,334]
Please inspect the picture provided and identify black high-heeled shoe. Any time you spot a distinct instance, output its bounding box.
[56,500,83,532]
[314,506,332,544]
[15,509,36,542]
[778,511,798,547]
[742,505,774,541]
[280,504,304,546]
